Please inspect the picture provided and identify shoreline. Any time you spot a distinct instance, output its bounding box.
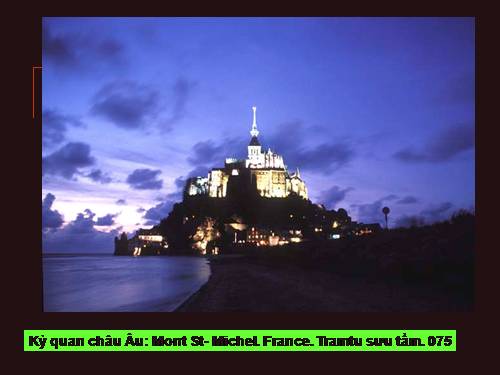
[175,255,472,312]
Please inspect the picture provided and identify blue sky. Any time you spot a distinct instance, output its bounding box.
[41,17,475,252]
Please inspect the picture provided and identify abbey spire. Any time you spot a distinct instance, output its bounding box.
[250,106,259,138]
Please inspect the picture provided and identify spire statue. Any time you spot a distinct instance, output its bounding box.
[250,106,259,138]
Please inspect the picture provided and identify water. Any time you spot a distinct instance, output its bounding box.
[43,254,210,312]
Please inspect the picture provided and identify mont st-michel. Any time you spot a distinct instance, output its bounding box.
[114,107,364,257]
[110,107,473,313]
[42,18,474,313]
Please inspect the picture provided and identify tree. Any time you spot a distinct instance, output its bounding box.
[191,217,221,254]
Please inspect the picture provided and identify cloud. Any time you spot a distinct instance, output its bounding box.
[351,195,397,225]
[186,122,355,176]
[143,200,176,225]
[42,208,119,253]
[141,171,191,225]
[294,142,355,173]
[42,142,95,179]
[42,193,64,231]
[43,24,124,68]
[353,194,452,227]
[352,200,385,225]
[126,168,163,190]
[160,78,197,130]
[421,201,453,221]
[396,196,418,204]
[43,25,77,66]
[116,199,127,205]
[172,167,209,197]
[187,136,248,172]
[42,108,84,148]
[394,201,453,228]
[394,123,474,163]
[86,169,112,184]
[174,176,187,189]
[394,214,426,228]
[263,121,355,173]
[136,207,146,213]
[319,185,354,209]
[90,80,160,130]
[380,194,399,201]
[96,213,118,226]
[187,140,226,167]
[263,121,305,154]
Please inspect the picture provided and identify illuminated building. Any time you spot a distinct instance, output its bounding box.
[186,106,308,200]
[246,227,303,246]
[126,231,168,255]
[347,223,382,237]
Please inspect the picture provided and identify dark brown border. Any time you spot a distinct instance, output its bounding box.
[9,8,495,369]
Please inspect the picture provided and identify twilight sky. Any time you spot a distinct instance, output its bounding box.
[41,17,475,253]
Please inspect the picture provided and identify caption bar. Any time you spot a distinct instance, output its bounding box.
[24,330,456,351]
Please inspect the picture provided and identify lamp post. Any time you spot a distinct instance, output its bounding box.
[382,206,390,229]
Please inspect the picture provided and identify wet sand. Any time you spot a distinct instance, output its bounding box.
[176,255,472,312]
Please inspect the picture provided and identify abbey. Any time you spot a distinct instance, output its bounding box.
[186,107,308,200]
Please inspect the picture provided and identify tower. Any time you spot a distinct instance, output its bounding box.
[247,106,262,166]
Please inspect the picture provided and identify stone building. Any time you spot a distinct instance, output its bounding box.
[186,107,308,200]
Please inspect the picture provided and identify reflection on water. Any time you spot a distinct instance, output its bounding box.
[43,255,210,312]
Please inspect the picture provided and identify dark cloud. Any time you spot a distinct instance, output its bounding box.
[381,194,399,201]
[394,201,453,228]
[396,196,418,204]
[136,207,146,213]
[421,201,453,221]
[96,213,118,226]
[42,108,84,148]
[171,167,209,197]
[90,78,196,131]
[42,142,95,179]
[143,200,176,225]
[262,121,305,155]
[116,199,127,205]
[95,39,124,58]
[43,26,77,66]
[90,81,160,130]
[394,214,426,228]
[187,140,226,167]
[86,169,112,184]
[174,176,186,189]
[351,195,399,225]
[43,24,124,68]
[188,166,211,178]
[166,189,183,202]
[42,193,64,231]
[126,168,163,190]
[141,172,191,224]
[352,200,385,225]
[42,208,118,253]
[294,142,355,173]
[319,185,354,209]
[263,121,355,173]
[353,196,452,227]
[394,123,474,163]
[160,78,197,130]
[187,122,354,175]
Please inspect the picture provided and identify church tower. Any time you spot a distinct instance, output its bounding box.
[247,106,262,167]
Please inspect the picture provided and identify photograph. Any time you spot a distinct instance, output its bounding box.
[41,17,475,312]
